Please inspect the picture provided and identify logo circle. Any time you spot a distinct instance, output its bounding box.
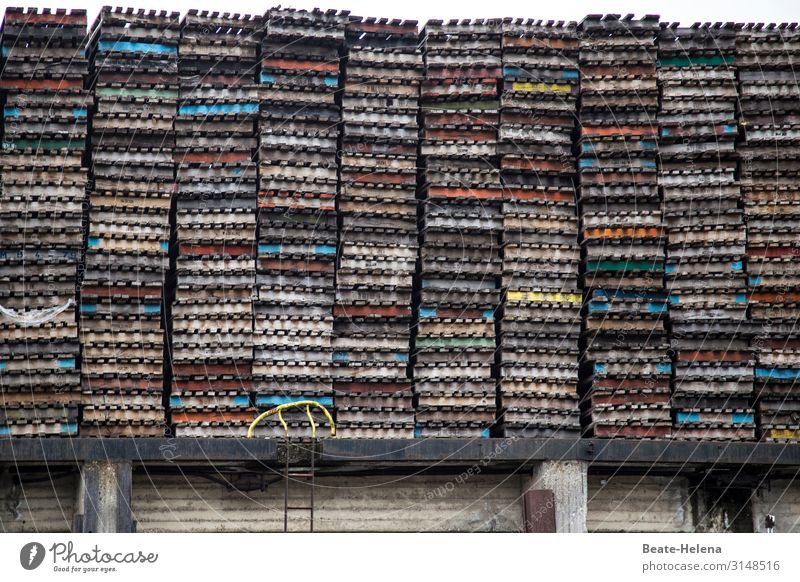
[20,542,46,570]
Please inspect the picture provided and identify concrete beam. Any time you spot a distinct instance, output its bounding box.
[525,460,588,533]
[79,461,134,533]
[5,438,800,467]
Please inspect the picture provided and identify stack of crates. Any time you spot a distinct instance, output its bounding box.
[577,15,671,438]
[658,23,754,440]
[169,12,261,437]
[80,8,179,437]
[333,17,421,438]
[252,8,346,436]
[0,8,88,436]
[498,19,582,438]
[414,19,503,438]
[738,23,800,442]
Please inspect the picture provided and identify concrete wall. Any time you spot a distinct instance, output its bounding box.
[0,472,77,533]
[587,474,694,532]
[132,473,525,532]
[5,467,798,533]
[752,478,800,533]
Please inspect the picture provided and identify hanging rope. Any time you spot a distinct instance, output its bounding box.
[0,298,74,327]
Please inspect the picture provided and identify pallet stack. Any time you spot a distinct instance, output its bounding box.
[333,17,421,438]
[252,8,346,437]
[169,12,260,437]
[498,19,582,438]
[738,23,800,443]
[577,15,672,439]
[414,19,503,438]
[0,8,88,436]
[658,24,754,440]
[80,8,179,437]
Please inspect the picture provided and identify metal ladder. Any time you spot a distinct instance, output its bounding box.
[282,438,317,532]
[246,400,335,533]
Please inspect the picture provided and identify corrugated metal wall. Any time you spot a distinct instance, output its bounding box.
[587,474,693,532]
[0,473,77,532]
[132,473,524,532]
[752,479,800,532]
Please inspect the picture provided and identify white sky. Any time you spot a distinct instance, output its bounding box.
[0,0,796,28]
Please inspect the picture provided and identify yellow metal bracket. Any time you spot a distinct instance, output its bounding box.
[246,400,336,439]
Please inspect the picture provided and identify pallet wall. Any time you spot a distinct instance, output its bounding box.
[169,12,261,437]
[739,24,800,443]
[333,17,421,438]
[499,19,581,438]
[658,24,753,440]
[79,8,179,437]
[253,9,345,437]
[413,19,503,438]
[1,8,799,442]
[0,8,88,437]
[577,15,671,439]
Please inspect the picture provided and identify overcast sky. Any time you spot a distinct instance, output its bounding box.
[0,0,796,27]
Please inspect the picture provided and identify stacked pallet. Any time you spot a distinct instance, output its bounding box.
[333,17,421,438]
[738,23,800,442]
[658,24,754,440]
[80,8,179,437]
[169,12,260,437]
[577,15,671,439]
[414,19,503,438]
[0,8,88,437]
[498,19,582,438]
[252,8,346,437]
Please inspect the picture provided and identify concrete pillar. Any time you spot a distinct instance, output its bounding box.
[79,461,133,533]
[524,460,588,533]
[72,470,85,532]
